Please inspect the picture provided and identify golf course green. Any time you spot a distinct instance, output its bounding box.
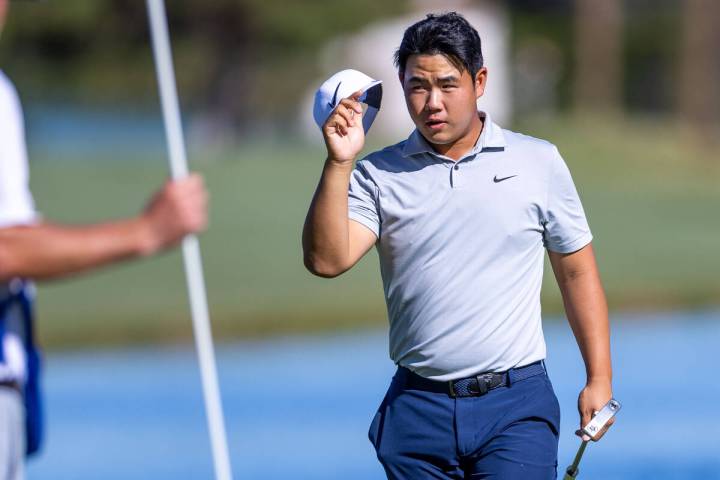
[28,116,720,348]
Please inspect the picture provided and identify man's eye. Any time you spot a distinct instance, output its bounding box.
[442,84,457,90]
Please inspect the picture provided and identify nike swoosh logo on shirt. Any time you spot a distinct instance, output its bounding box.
[328,82,342,108]
[493,175,518,183]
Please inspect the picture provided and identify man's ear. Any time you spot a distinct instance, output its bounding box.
[474,67,488,99]
[398,71,405,86]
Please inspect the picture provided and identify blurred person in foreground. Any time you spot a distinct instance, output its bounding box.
[303,12,614,479]
[0,1,207,478]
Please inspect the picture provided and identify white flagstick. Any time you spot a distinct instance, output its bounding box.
[145,1,233,479]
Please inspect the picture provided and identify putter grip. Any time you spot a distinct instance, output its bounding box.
[563,466,579,479]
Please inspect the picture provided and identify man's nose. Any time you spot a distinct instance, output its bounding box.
[426,88,442,111]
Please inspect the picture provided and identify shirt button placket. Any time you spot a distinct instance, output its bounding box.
[451,163,463,189]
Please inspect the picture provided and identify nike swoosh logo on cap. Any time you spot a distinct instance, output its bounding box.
[493,175,518,183]
[328,81,342,108]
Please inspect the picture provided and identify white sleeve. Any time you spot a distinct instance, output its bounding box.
[542,147,593,253]
[348,160,380,238]
[0,71,38,228]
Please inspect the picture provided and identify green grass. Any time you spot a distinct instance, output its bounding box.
[27,116,720,349]
[520,116,720,311]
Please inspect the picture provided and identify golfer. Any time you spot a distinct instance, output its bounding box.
[303,12,614,479]
[0,1,207,478]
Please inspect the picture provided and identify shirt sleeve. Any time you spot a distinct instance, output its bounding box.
[0,73,38,228]
[542,147,593,253]
[347,161,380,238]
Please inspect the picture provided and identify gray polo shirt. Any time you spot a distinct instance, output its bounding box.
[348,112,592,381]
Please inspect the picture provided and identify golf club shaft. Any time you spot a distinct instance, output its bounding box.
[146,1,233,479]
[563,440,589,479]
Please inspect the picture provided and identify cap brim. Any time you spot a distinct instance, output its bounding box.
[359,80,382,109]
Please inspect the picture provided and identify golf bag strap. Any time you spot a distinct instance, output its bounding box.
[0,280,44,457]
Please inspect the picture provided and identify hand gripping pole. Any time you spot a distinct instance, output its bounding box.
[146,1,233,479]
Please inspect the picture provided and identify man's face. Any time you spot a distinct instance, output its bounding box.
[401,54,487,147]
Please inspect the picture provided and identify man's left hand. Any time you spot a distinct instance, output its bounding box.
[576,379,614,441]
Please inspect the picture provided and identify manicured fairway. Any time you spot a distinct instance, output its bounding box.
[28,117,720,347]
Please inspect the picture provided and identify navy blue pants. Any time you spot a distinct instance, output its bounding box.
[368,364,560,479]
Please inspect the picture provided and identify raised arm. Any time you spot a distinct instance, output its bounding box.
[302,91,377,278]
[0,174,207,281]
[548,243,614,441]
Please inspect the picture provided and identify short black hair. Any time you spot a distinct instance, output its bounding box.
[394,12,483,78]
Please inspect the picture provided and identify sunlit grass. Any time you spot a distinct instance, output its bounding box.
[28,116,719,348]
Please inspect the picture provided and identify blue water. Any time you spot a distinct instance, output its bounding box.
[24,105,167,158]
[26,310,720,479]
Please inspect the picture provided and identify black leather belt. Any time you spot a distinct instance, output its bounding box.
[400,360,545,398]
[0,379,20,393]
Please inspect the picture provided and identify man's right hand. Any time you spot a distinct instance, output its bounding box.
[0,173,208,281]
[140,173,208,254]
[322,90,365,166]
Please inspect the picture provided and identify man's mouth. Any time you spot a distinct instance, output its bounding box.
[425,119,447,131]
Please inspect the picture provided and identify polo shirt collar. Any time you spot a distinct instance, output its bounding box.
[401,111,506,158]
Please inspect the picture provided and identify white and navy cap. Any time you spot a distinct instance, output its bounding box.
[313,69,383,133]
